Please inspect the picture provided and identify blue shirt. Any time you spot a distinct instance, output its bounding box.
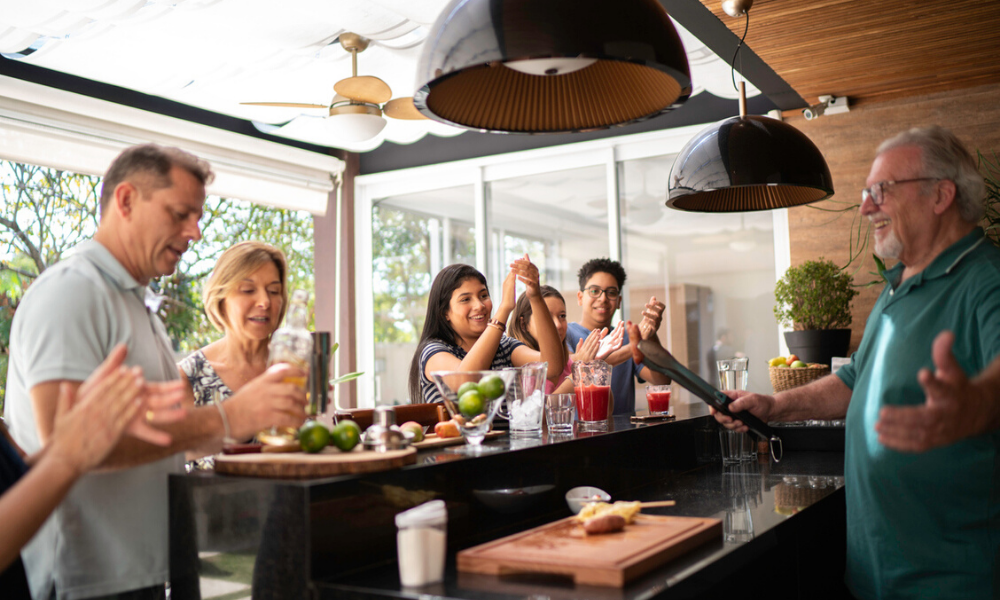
[566,322,644,415]
[835,228,1000,600]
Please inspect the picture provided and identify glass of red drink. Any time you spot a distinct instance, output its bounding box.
[571,360,612,431]
[645,385,671,415]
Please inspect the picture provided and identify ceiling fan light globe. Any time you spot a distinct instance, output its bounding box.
[327,110,387,142]
[504,57,598,76]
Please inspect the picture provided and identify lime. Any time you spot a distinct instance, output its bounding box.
[479,375,506,400]
[458,389,485,417]
[331,419,362,452]
[299,421,331,453]
[457,381,481,398]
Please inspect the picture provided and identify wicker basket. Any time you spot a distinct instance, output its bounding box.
[769,364,830,392]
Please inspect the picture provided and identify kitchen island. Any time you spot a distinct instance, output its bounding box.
[169,401,848,599]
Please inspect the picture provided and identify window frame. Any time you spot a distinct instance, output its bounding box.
[355,124,792,407]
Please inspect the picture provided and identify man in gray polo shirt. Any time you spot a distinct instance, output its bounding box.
[4,144,308,599]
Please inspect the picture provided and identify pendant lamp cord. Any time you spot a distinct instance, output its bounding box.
[730,11,750,92]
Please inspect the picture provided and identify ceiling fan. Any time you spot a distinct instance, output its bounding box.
[241,32,427,142]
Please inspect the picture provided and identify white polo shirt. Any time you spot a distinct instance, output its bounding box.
[4,240,183,600]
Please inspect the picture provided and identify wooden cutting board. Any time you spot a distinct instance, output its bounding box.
[214,446,416,479]
[411,430,506,450]
[458,514,721,587]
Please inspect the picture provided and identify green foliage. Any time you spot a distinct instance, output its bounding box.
[979,150,1000,248]
[774,259,859,331]
[0,160,315,373]
[371,204,475,344]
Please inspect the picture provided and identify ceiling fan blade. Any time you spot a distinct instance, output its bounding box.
[383,97,428,120]
[334,75,391,105]
[240,102,328,109]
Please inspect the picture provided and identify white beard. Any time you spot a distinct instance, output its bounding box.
[873,226,903,260]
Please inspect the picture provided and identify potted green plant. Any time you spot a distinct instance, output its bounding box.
[774,259,859,366]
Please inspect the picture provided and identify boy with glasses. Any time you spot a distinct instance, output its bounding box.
[566,258,670,414]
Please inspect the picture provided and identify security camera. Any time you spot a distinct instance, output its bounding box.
[802,102,825,120]
[803,95,850,120]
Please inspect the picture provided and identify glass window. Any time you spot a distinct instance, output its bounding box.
[487,165,608,325]
[371,185,475,404]
[620,155,779,401]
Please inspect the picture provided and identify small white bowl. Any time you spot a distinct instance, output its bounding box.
[565,486,611,514]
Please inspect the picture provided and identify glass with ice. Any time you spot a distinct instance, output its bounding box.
[496,362,547,437]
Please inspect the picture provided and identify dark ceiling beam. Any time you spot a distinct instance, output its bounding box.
[659,0,806,111]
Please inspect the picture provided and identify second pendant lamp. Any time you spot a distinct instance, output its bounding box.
[666,0,833,212]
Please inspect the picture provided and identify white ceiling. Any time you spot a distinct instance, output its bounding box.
[0,0,760,153]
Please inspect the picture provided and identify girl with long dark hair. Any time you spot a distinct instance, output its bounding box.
[408,256,563,403]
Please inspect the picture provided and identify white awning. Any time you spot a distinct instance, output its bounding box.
[0,75,343,215]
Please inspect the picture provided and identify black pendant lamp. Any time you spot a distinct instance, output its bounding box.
[666,1,833,212]
[414,0,692,134]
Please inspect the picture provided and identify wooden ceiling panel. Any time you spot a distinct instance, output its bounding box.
[698,0,1000,106]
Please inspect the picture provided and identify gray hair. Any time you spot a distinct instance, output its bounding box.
[100,144,214,213]
[877,126,986,223]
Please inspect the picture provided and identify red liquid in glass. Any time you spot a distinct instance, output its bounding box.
[575,385,611,421]
[647,390,671,413]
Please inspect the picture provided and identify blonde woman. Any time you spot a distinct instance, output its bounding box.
[179,241,289,406]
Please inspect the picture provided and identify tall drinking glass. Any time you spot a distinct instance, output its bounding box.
[717,357,752,463]
[497,362,547,437]
[572,360,612,432]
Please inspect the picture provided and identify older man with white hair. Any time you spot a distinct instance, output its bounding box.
[4,144,309,599]
[709,126,1000,599]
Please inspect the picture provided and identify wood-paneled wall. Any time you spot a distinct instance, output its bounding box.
[782,82,1000,350]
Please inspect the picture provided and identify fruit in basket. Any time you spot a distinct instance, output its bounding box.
[400,421,425,443]
[790,360,807,368]
[298,420,331,453]
[768,356,786,367]
[786,354,799,365]
[434,419,461,438]
[458,389,485,417]
[478,375,506,400]
[331,419,361,452]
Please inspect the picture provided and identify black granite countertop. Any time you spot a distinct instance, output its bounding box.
[170,401,848,600]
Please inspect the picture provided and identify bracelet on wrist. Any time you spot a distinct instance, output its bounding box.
[215,399,234,443]
[487,318,506,334]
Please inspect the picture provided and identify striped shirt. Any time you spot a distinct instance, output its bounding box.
[417,336,524,403]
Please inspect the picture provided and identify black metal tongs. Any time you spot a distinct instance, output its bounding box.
[638,340,783,462]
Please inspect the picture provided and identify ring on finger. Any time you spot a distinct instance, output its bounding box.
[146,410,156,423]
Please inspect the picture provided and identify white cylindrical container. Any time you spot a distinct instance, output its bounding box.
[395,499,447,587]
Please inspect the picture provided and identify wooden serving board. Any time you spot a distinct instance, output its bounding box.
[411,430,505,450]
[458,514,721,587]
[214,446,416,479]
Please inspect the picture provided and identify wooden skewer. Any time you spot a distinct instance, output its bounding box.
[637,500,676,508]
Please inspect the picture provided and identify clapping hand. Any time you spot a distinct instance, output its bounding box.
[876,331,993,452]
[49,344,185,473]
[510,254,540,298]
[597,321,625,360]
[638,296,665,339]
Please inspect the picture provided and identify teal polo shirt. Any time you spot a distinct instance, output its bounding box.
[836,228,1000,600]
